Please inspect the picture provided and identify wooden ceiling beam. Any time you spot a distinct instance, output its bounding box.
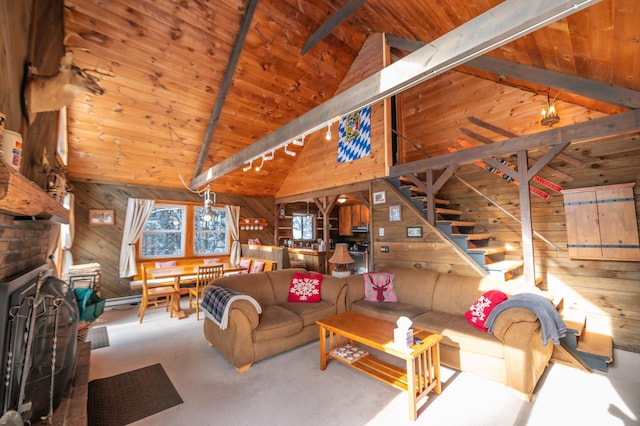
[389,108,640,177]
[466,56,640,109]
[191,0,601,190]
[192,0,259,181]
[301,0,368,55]
[386,34,640,109]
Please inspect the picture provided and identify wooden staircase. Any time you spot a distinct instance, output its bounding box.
[392,176,525,282]
[554,304,614,372]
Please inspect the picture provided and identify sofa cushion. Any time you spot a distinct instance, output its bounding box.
[279,301,337,327]
[251,260,265,273]
[369,266,440,311]
[432,274,507,315]
[210,272,276,307]
[288,272,322,302]
[252,305,303,342]
[413,311,504,358]
[350,300,426,324]
[363,272,397,302]
[155,260,176,268]
[465,290,508,332]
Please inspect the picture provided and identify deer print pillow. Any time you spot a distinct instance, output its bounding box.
[363,272,398,302]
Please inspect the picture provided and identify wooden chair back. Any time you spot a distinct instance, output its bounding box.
[139,264,178,323]
[190,264,224,320]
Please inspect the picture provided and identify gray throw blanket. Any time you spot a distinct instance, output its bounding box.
[485,293,566,347]
[200,285,261,330]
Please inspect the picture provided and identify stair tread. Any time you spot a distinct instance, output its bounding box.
[577,330,613,362]
[435,207,462,215]
[560,308,586,335]
[462,245,507,251]
[452,233,491,240]
[437,220,476,227]
[411,196,450,205]
[485,259,523,272]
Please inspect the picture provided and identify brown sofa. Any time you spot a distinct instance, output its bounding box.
[202,266,555,400]
[345,266,555,400]
[202,269,348,372]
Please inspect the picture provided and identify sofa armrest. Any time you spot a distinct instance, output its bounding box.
[320,275,348,306]
[490,307,538,341]
[229,299,261,329]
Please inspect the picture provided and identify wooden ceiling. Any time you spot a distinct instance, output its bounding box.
[61,0,639,197]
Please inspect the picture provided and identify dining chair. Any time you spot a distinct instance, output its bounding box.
[138,264,179,323]
[189,264,225,320]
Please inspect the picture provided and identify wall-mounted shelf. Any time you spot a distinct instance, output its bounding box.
[0,162,69,223]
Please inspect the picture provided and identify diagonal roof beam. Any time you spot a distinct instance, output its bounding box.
[192,0,259,181]
[301,0,368,55]
[386,34,640,109]
[191,0,601,190]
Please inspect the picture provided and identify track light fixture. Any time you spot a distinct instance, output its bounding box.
[263,150,275,161]
[254,156,265,172]
[283,143,296,157]
[242,160,253,172]
[292,136,305,146]
[325,123,332,141]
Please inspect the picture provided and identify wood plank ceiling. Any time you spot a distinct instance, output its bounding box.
[61,0,639,197]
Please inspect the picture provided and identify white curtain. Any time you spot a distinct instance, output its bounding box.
[119,198,155,278]
[226,205,241,264]
[58,192,75,275]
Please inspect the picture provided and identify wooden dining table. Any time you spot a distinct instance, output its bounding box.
[148,262,247,319]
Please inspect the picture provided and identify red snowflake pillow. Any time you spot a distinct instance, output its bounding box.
[288,272,322,303]
[363,272,397,302]
[464,290,508,332]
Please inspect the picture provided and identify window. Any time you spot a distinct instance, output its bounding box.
[292,213,315,241]
[140,202,229,259]
[194,206,228,254]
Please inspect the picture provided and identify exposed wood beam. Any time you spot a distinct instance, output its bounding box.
[192,0,600,190]
[467,56,640,109]
[301,0,368,55]
[275,181,370,204]
[386,35,640,110]
[191,0,259,182]
[516,150,536,283]
[389,108,640,177]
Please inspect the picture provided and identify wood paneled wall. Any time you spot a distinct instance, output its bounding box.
[70,181,275,299]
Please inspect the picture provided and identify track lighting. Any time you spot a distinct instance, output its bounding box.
[255,157,264,172]
[283,143,296,157]
[325,123,332,141]
[292,137,305,146]
[242,160,253,172]
[263,150,275,161]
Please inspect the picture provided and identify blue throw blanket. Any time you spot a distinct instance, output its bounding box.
[200,285,261,330]
[485,293,566,347]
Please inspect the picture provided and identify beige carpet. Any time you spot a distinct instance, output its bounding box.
[88,302,640,426]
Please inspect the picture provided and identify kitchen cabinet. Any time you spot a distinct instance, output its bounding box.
[339,205,369,236]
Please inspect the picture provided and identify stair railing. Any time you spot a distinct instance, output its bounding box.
[453,174,562,251]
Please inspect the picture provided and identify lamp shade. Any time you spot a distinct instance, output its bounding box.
[329,243,355,264]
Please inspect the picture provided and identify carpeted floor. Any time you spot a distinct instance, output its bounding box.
[87,363,183,426]
[87,303,640,426]
[86,326,110,350]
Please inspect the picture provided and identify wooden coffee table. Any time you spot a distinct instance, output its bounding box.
[317,311,442,421]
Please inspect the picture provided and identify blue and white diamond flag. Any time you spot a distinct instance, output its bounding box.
[337,106,371,163]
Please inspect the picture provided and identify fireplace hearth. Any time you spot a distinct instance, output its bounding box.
[0,264,79,424]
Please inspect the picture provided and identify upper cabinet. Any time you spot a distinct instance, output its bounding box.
[563,183,640,261]
[339,205,370,236]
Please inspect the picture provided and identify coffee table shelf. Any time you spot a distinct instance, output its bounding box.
[317,311,442,421]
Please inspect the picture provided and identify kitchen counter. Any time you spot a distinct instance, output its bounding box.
[287,248,327,273]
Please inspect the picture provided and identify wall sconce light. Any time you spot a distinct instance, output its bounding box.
[325,123,332,140]
[540,91,560,127]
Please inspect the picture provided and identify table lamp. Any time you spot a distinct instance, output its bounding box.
[329,243,354,278]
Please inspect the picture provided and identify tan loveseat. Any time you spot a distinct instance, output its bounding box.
[345,266,555,400]
[202,269,348,372]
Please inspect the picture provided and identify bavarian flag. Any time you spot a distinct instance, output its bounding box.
[337,106,371,163]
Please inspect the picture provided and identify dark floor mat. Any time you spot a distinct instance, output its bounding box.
[87,363,183,425]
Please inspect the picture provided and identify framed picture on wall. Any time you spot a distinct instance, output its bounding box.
[406,226,423,238]
[89,209,115,226]
[389,205,401,222]
[373,191,386,204]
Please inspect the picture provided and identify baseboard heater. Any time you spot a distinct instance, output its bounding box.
[105,295,141,307]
